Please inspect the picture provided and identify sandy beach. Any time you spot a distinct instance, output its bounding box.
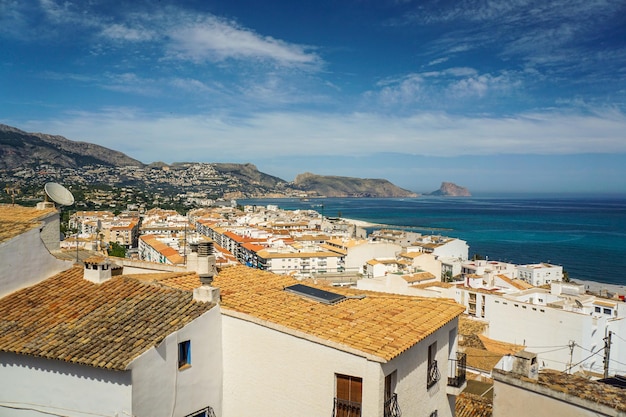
[340,217,380,228]
[571,279,626,298]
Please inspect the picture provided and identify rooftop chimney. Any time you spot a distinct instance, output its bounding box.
[193,241,220,303]
[83,257,114,284]
[496,350,539,380]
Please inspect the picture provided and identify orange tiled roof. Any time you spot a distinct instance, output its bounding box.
[403,271,437,283]
[0,267,214,370]
[206,265,465,362]
[506,369,626,412]
[456,393,493,417]
[0,204,58,243]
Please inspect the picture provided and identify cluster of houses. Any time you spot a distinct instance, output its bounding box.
[2,202,626,416]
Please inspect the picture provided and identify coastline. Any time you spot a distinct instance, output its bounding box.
[341,217,626,297]
[570,279,626,298]
[340,217,380,228]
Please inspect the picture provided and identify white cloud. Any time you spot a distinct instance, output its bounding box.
[166,16,320,68]
[100,24,156,42]
[367,68,520,107]
[22,107,626,164]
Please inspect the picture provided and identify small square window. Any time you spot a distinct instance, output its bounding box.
[604,308,612,315]
[595,307,601,313]
[178,340,191,369]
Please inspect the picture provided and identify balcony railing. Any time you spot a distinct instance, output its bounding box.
[332,398,362,417]
[427,359,441,388]
[447,352,467,388]
[384,393,401,417]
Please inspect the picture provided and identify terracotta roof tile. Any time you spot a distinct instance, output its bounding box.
[0,204,57,243]
[528,370,626,412]
[208,265,464,362]
[456,393,493,417]
[0,267,214,370]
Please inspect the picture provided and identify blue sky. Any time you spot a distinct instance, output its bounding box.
[2,0,626,193]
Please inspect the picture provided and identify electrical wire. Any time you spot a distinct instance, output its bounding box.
[566,349,605,373]
[0,402,116,417]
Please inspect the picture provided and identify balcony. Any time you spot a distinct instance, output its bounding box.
[383,393,401,417]
[332,398,361,417]
[446,352,467,395]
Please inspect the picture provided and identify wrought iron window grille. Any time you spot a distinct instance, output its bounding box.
[427,359,441,388]
[384,393,401,417]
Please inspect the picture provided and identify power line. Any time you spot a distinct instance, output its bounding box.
[566,349,604,374]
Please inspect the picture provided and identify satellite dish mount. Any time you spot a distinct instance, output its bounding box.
[38,182,75,210]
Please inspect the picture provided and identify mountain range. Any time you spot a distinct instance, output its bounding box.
[0,124,467,198]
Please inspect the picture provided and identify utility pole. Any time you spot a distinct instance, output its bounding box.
[604,331,613,379]
[566,340,576,373]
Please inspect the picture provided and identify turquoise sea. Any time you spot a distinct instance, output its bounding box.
[240,194,626,286]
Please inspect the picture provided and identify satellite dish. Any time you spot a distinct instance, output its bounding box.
[575,299,583,308]
[44,182,75,206]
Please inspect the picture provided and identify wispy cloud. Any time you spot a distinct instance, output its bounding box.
[22,106,626,164]
[366,68,521,109]
[4,1,323,70]
[166,16,321,68]
[99,23,156,42]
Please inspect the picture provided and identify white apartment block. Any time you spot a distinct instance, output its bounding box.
[517,263,563,286]
[409,236,469,261]
[256,246,343,275]
[450,281,626,376]
[138,234,185,265]
[322,238,402,274]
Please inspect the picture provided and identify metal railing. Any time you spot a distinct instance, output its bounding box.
[384,393,401,417]
[332,398,362,417]
[447,352,467,388]
[427,359,441,388]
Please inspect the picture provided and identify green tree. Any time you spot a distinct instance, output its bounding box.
[108,242,126,258]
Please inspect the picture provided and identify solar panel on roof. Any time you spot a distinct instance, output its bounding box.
[284,284,346,305]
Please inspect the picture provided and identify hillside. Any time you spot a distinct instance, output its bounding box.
[0,124,143,170]
[293,172,418,198]
[0,123,420,201]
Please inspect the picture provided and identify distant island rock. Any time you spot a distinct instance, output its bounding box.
[293,172,418,198]
[428,182,471,197]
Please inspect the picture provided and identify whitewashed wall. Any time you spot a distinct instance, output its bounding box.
[130,306,223,417]
[222,312,458,417]
[0,227,72,297]
[0,352,132,417]
[346,243,401,274]
[384,320,458,417]
[485,296,626,375]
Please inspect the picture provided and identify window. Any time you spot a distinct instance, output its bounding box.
[334,374,362,417]
[595,306,601,313]
[178,340,191,369]
[604,308,612,315]
[185,407,216,417]
[427,341,440,388]
[384,372,400,417]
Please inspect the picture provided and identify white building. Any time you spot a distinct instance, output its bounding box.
[517,263,563,286]
[451,281,626,376]
[322,238,402,275]
[0,204,73,297]
[0,262,222,417]
[211,265,467,417]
